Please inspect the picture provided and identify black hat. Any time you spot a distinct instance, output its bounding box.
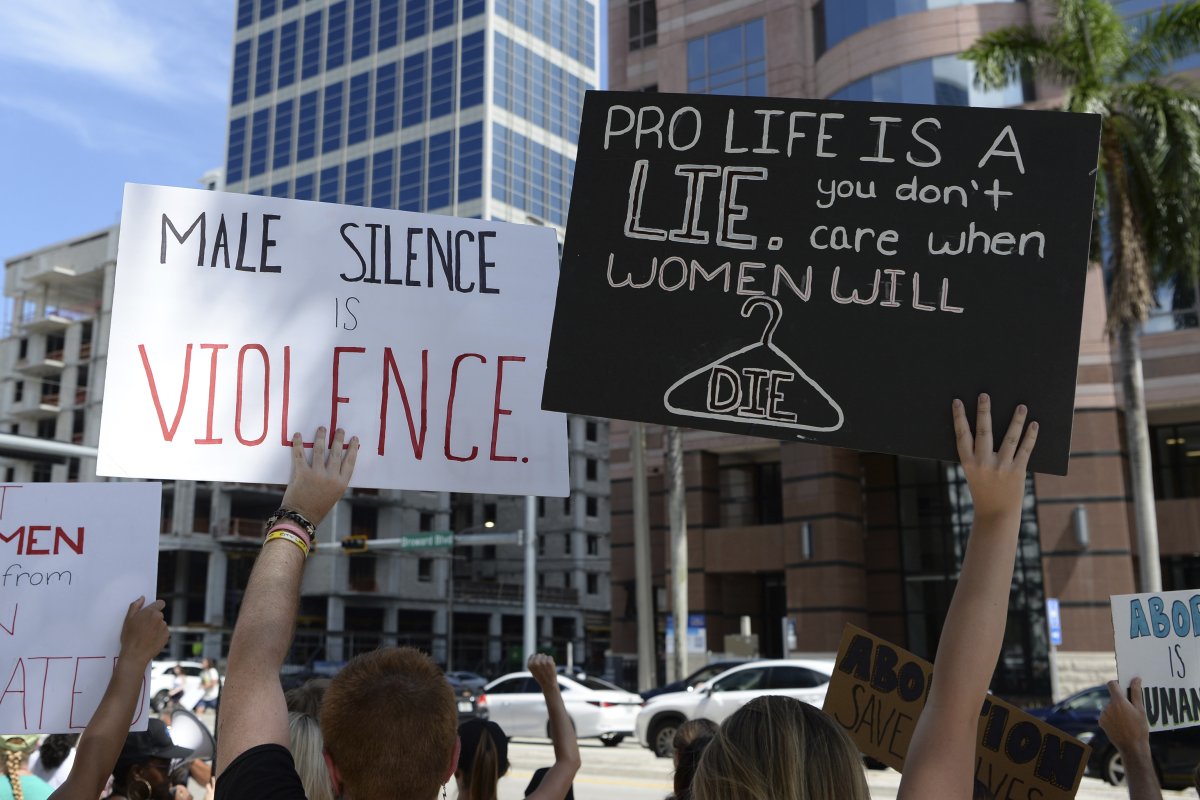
[457,718,509,777]
[117,719,193,765]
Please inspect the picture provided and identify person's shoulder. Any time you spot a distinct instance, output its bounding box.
[216,744,305,800]
[19,775,54,800]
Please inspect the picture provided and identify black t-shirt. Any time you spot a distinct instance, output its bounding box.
[215,744,307,800]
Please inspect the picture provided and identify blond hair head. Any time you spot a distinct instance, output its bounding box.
[690,696,870,800]
[1,736,38,800]
[289,713,334,800]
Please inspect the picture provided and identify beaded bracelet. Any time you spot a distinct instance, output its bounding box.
[270,518,314,551]
[265,529,310,558]
[265,508,316,539]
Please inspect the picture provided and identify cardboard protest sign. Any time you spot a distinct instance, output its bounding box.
[99,184,568,496]
[1110,590,1200,731]
[0,482,160,733]
[544,92,1102,474]
[824,625,1090,799]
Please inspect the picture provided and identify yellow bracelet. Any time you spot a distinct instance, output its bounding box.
[265,528,310,558]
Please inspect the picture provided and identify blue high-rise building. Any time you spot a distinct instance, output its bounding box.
[218,0,612,673]
[224,0,596,230]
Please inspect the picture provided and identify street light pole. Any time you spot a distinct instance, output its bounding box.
[446,549,455,671]
[523,495,537,661]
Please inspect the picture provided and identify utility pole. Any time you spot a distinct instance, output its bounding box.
[667,426,688,684]
[631,422,655,692]
[523,495,538,661]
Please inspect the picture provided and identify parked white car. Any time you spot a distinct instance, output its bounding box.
[635,659,835,757]
[149,660,206,711]
[480,671,643,746]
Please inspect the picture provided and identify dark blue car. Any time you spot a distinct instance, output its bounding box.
[1085,724,1200,789]
[1024,685,1110,736]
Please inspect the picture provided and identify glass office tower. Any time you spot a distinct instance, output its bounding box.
[223,0,596,229]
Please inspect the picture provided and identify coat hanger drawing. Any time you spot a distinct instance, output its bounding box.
[662,296,845,433]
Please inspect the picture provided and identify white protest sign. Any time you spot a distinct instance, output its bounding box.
[0,482,160,733]
[1110,589,1200,731]
[99,184,568,495]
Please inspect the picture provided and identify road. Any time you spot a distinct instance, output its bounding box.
[467,737,1195,800]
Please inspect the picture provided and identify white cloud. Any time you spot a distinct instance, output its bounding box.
[0,0,231,104]
[0,92,180,156]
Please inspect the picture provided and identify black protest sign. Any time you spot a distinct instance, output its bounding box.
[824,625,1091,799]
[543,91,1101,473]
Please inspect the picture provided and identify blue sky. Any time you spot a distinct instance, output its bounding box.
[0,0,234,261]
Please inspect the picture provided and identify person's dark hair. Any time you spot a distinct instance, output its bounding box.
[457,719,509,800]
[973,779,996,800]
[37,734,79,771]
[285,678,332,718]
[321,647,457,800]
[673,734,713,800]
[673,719,718,760]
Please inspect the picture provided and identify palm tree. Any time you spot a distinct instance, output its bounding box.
[963,0,1200,592]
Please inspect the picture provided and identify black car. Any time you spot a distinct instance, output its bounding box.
[447,675,488,722]
[1085,723,1200,790]
[639,660,748,701]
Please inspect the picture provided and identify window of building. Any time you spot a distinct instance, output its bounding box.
[585,496,598,518]
[375,63,398,136]
[587,535,598,555]
[294,173,315,201]
[563,571,572,588]
[537,535,545,556]
[13,381,23,403]
[459,121,484,202]
[271,180,290,197]
[399,139,423,210]
[344,157,367,206]
[4,468,14,482]
[405,0,427,39]
[67,458,80,482]
[17,339,27,361]
[418,557,433,581]
[347,72,370,145]
[249,108,271,177]
[226,116,247,184]
[629,0,656,51]
[297,91,319,161]
[587,573,598,594]
[427,130,454,209]
[821,0,1020,54]
[483,545,496,559]
[419,511,435,532]
[812,0,827,57]
[371,149,394,208]
[433,0,456,29]
[483,502,497,525]
[585,420,598,441]
[255,30,275,98]
[351,0,373,60]
[430,42,456,119]
[260,0,277,20]
[461,31,485,109]
[320,165,341,203]
[326,0,348,70]
[687,18,766,96]
[537,497,546,517]
[563,496,571,515]
[379,0,400,50]
[231,40,252,105]
[564,533,572,555]
[586,459,597,481]
[273,99,294,170]
[1151,423,1200,498]
[322,81,345,153]
[237,0,254,29]
[402,52,426,128]
[36,418,56,440]
[72,409,85,444]
[31,462,52,483]
[830,54,1030,107]
[718,459,782,527]
[302,10,324,80]
[278,20,299,89]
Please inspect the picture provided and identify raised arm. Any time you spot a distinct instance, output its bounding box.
[1099,677,1162,800]
[898,395,1037,800]
[216,428,359,773]
[526,654,581,800]
[50,597,169,800]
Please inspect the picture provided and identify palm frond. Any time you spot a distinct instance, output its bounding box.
[1123,2,1200,78]
[960,26,1076,90]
